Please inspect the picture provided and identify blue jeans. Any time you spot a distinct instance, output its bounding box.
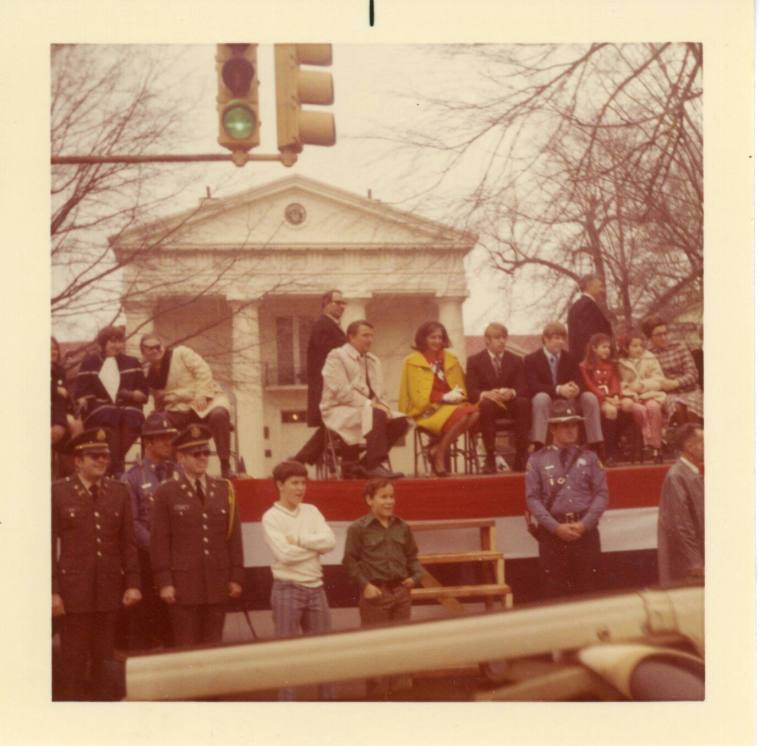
[270,580,335,701]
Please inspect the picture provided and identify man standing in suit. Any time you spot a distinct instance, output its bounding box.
[524,321,604,452]
[294,289,348,465]
[567,274,613,363]
[150,424,244,646]
[657,424,704,584]
[52,428,142,699]
[466,322,530,472]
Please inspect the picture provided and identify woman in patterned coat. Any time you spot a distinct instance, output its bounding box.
[641,316,703,424]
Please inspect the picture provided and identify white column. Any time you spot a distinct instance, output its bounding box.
[437,296,467,366]
[123,301,154,358]
[342,297,369,330]
[230,301,266,477]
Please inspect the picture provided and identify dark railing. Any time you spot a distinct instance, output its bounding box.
[263,363,308,387]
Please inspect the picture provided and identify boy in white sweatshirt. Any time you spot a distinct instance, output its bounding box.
[262,460,336,700]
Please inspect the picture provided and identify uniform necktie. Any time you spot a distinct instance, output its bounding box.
[89,484,99,501]
[156,463,166,482]
[560,448,572,471]
[195,479,205,504]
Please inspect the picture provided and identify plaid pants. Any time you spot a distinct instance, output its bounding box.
[270,580,334,701]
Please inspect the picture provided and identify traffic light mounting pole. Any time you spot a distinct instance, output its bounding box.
[51,153,288,166]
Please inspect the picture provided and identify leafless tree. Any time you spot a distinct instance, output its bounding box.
[389,43,702,329]
[50,45,301,384]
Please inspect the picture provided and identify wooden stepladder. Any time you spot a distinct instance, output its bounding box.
[409,518,513,614]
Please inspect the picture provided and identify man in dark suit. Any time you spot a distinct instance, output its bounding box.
[294,289,347,464]
[567,274,613,363]
[150,424,244,646]
[52,428,142,700]
[524,321,603,451]
[466,322,530,472]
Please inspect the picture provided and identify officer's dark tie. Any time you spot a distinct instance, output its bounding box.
[195,479,205,504]
[560,448,571,471]
[155,464,165,482]
[89,484,99,501]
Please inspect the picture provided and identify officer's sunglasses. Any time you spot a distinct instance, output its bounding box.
[188,449,211,458]
[84,452,110,461]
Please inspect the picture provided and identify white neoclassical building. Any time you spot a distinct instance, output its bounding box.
[114,175,477,477]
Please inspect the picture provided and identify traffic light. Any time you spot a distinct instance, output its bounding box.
[216,44,260,164]
[274,44,336,164]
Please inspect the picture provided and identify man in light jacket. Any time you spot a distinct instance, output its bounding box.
[657,424,704,584]
[320,320,407,479]
[141,334,234,478]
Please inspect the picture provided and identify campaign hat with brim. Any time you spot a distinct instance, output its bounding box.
[142,412,179,438]
[68,427,112,455]
[173,424,212,451]
[547,400,584,424]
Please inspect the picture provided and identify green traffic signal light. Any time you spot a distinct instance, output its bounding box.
[223,101,255,140]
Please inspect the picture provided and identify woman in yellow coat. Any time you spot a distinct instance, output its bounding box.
[399,321,479,476]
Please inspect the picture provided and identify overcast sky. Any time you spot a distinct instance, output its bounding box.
[52,43,539,340]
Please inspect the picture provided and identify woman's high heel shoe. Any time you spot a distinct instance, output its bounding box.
[427,448,449,478]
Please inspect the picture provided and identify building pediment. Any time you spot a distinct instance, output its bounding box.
[112,175,477,255]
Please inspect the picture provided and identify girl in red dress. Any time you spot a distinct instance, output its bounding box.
[580,333,621,464]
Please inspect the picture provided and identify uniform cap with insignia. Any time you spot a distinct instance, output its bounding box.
[547,400,584,424]
[173,424,213,452]
[68,427,112,455]
[142,412,179,438]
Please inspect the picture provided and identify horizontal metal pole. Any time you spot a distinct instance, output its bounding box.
[51,153,285,165]
[124,586,702,701]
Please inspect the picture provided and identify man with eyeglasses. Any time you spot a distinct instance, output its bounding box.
[52,428,142,700]
[141,333,235,478]
[150,424,244,646]
[294,289,348,465]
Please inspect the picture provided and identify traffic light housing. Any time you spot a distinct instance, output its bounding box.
[216,44,260,163]
[274,44,336,163]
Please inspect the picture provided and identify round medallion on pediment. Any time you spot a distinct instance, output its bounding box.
[284,202,306,226]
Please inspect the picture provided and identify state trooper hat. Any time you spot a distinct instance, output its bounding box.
[547,399,584,424]
[173,424,212,452]
[68,427,111,455]
[142,412,178,438]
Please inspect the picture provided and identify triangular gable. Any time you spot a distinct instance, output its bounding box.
[112,175,477,252]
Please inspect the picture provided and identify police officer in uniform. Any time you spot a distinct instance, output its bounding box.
[525,400,609,599]
[52,428,142,700]
[150,424,244,646]
[123,412,178,649]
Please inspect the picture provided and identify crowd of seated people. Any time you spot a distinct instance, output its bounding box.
[51,325,234,479]
[53,300,703,482]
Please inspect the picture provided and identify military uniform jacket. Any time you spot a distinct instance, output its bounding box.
[52,476,141,613]
[525,446,609,534]
[150,474,244,605]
